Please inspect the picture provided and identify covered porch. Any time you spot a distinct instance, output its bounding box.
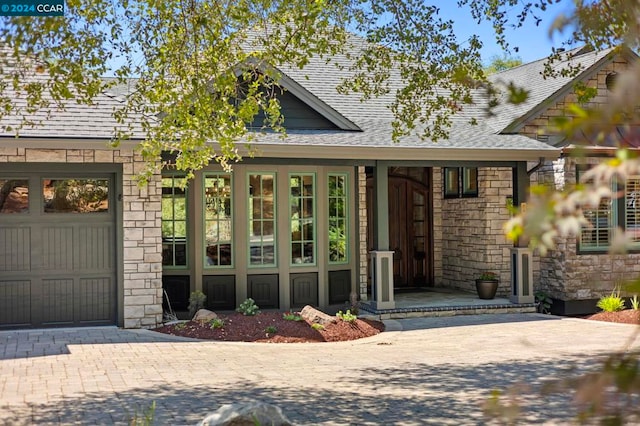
[362,160,538,315]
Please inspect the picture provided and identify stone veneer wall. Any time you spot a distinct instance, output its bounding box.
[437,167,514,296]
[526,53,640,301]
[357,166,368,300]
[431,168,443,286]
[536,157,640,300]
[0,147,163,328]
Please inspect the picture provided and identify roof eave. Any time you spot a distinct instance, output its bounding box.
[237,143,560,162]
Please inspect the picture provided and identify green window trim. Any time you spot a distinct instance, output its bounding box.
[161,175,188,268]
[289,173,316,266]
[248,172,277,267]
[204,173,233,268]
[328,173,349,264]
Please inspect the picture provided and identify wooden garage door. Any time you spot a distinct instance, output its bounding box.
[0,173,117,328]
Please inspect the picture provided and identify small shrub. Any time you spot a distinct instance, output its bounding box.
[265,325,277,334]
[188,290,207,316]
[597,292,625,312]
[282,312,303,321]
[631,295,640,311]
[336,309,357,323]
[174,322,187,330]
[535,290,553,314]
[209,318,225,329]
[311,323,324,331]
[236,298,260,316]
[478,271,498,281]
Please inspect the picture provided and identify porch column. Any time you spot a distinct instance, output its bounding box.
[510,161,534,303]
[371,162,395,309]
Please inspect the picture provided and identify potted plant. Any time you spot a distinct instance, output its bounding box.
[476,272,499,300]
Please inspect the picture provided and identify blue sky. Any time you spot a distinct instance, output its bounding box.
[438,0,575,64]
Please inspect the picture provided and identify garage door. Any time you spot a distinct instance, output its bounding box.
[0,173,117,328]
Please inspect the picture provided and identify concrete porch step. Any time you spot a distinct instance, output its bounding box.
[359,302,537,320]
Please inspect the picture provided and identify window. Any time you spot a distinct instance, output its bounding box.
[462,168,479,196]
[248,173,276,266]
[43,178,109,213]
[328,173,348,263]
[290,174,315,265]
[0,179,29,213]
[576,166,640,252]
[204,174,232,267]
[162,175,188,267]
[625,177,640,244]
[443,167,478,198]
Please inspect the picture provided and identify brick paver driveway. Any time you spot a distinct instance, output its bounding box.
[1,313,638,425]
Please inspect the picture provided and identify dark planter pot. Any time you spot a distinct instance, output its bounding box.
[475,279,499,300]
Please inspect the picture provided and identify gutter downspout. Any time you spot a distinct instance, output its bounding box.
[527,157,545,176]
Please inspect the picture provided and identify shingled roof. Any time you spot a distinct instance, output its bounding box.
[485,46,625,134]
[3,37,600,160]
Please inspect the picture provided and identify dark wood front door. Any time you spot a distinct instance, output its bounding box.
[367,167,433,289]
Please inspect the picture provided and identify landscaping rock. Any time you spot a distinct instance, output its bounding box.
[193,309,218,322]
[198,402,294,426]
[300,305,336,326]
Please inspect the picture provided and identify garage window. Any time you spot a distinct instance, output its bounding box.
[0,179,29,213]
[43,179,109,213]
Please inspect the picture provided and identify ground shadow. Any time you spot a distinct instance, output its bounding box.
[1,354,612,425]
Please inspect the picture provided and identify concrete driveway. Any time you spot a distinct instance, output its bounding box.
[1,313,639,425]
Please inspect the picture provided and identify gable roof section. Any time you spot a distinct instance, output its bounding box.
[257,61,361,131]
[486,46,636,134]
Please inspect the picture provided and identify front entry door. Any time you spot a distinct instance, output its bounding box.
[367,167,433,289]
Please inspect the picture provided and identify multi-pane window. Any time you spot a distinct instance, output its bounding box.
[328,173,348,263]
[0,179,29,213]
[248,173,276,266]
[204,174,232,267]
[290,174,315,265]
[162,175,187,267]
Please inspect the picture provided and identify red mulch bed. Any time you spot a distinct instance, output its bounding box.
[153,311,385,343]
[585,310,640,325]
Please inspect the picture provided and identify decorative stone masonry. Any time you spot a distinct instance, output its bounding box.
[358,166,368,301]
[0,147,163,329]
[438,167,513,296]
